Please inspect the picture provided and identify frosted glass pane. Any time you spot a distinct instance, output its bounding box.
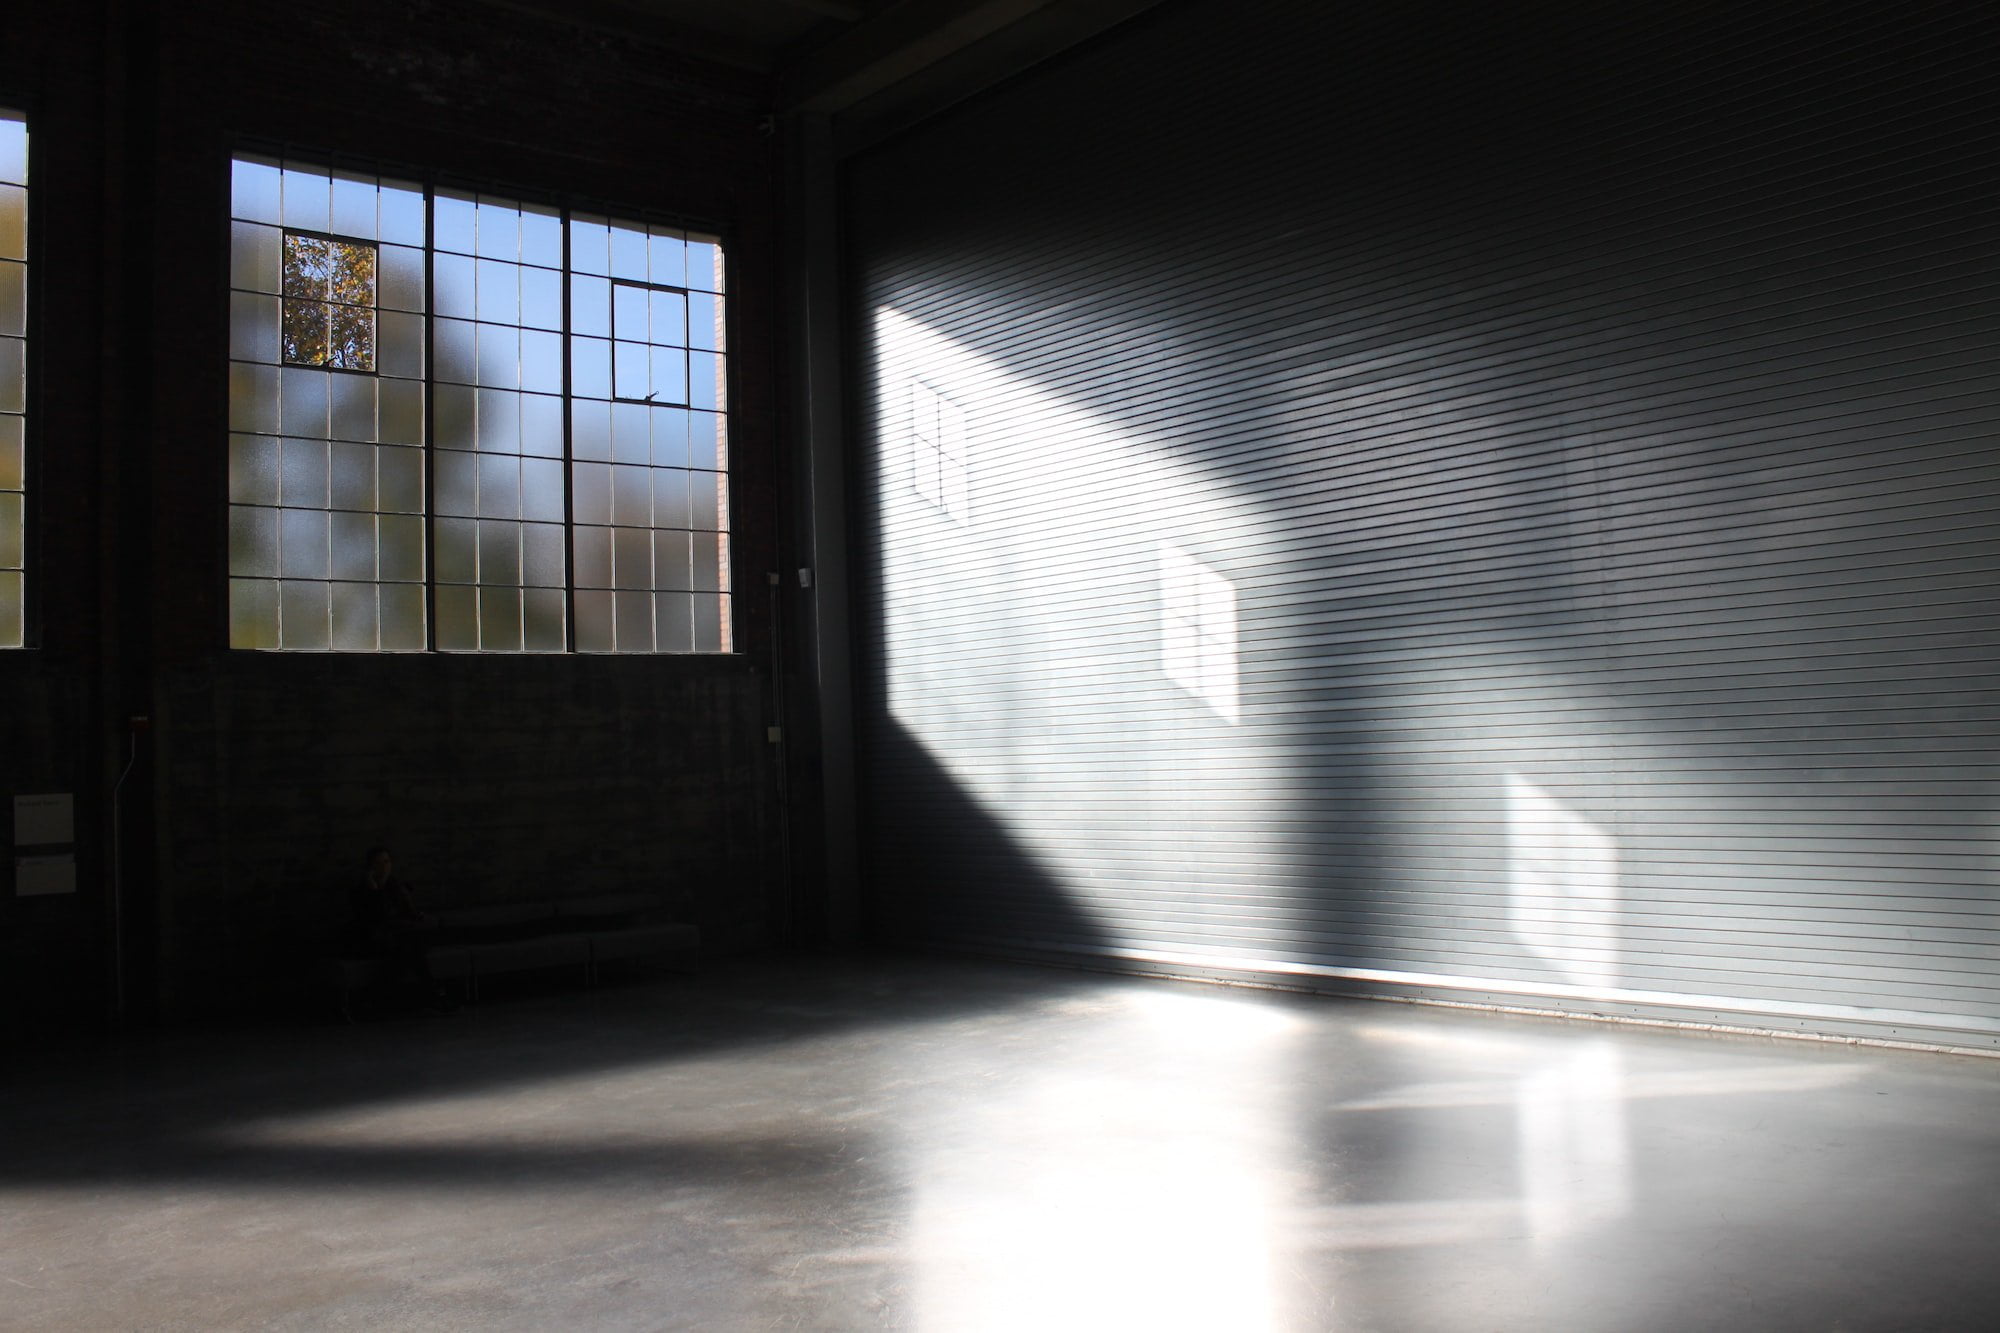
[476,259,519,325]
[689,351,724,411]
[231,157,281,225]
[652,468,690,530]
[649,289,687,346]
[573,525,612,589]
[614,589,653,651]
[521,457,564,523]
[654,529,691,591]
[331,372,378,442]
[691,530,722,592]
[0,262,23,339]
[477,452,520,519]
[572,336,611,400]
[380,582,426,650]
[434,191,476,255]
[434,252,474,320]
[280,508,331,578]
[231,222,282,293]
[479,519,522,586]
[436,584,478,651]
[610,225,647,280]
[380,444,424,513]
[651,346,688,405]
[331,511,377,580]
[480,585,523,651]
[613,283,646,340]
[572,462,611,525]
[613,526,651,590]
[655,591,693,653]
[229,506,279,577]
[613,341,647,400]
[331,581,378,651]
[230,578,280,649]
[379,182,425,246]
[520,393,563,458]
[330,171,377,240]
[693,410,728,470]
[0,337,19,414]
[279,579,331,650]
[231,364,281,435]
[523,521,565,586]
[435,316,474,386]
[436,382,476,452]
[647,231,686,289]
[476,322,519,389]
[611,401,650,464]
[0,185,21,262]
[476,200,519,260]
[476,387,521,454]
[649,407,689,469]
[570,216,609,276]
[689,292,725,352]
[230,291,279,362]
[280,438,329,508]
[693,593,726,652]
[0,417,19,492]
[687,236,723,293]
[380,513,425,582]
[0,569,21,646]
[435,450,477,518]
[281,167,331,233]
[523,587,565,652]
[436,517,477,583]
[521,204,562,270]
[229,434,280,505]
[0,492,21,568]
[690,470,720,530]
[379,311,424,379]
[521,329,562,395]
[281,367,330,437]
[379,244,425,313]
[611,464,650,526]
[380,378,424,446]
[521,266,561,331]
[571,276,610,337]
[574,589,614,651]
[572,398,611,461]
[329,440,377,511]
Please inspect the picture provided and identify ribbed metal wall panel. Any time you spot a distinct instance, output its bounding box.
[843,0,2000,1047]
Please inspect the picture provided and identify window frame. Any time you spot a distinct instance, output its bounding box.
[0,102,33,650]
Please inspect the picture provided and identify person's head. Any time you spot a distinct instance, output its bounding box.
[365,846,392,881]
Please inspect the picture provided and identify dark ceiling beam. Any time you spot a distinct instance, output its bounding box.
[470,0,783,72]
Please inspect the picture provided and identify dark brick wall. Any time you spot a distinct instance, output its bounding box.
[4,0,793,1025]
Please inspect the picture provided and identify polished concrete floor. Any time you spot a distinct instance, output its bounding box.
[5,955,2000,1331]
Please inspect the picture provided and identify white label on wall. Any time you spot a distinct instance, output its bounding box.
[13,792,73,845]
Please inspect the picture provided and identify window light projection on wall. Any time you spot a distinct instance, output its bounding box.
[0,110,27,648]
[909,380,969,523]
[1160,543,1239,723]
[227,154,731,653]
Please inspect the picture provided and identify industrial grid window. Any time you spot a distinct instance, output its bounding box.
[226,153,731,653]
[0,110,27,648]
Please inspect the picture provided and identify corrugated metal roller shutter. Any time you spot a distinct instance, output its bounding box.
[843,0,2000,1049]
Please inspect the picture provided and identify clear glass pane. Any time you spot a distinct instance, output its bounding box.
[687,236,723,293]
[690,351,724,411]
[613,341,647,399]
[229,506,279,577]
[609,225,647,280]
[572,462,611,525]
[476,200,519,261]
[380,513,425,582]
[331,239,379,309]
[478,519,522,586]
[0,117,20,183]
[330,171,377,240]
[231,222,282,294]
[329,440,377,511]
[229,578,280,649]
[693,592,727,652]
[477,452,520,519]
[648,230,686,289]
[521,266,561,331]
[280,298,330,366]
[379,310,424,379]
[572,399,611,461]
[611,464,650,527]
[229,434,280,505]
[435,451,477,518]
[520,329,562,395]
[649,288,687,346]
[521,204,562,270]
[280,167,331,233]
[327,306,375,373]
[279,579,331,650]
[572,525,612,589]
[476,387,521,455]
[476,322,520,389]
[611,402,650,464]
[379,243,425,313]
[434,190,476,255]
[520,393,563,458]
[380,582,426,650]
[379,182,426,247]
[476,258,519,325]
[613,283,646,341]
[435,517,477,583]
[229,291,279,363]
[521,456,564,523]
[434,252,475,320]
[331,581,379,650]
[435,383,476,452]
[280,438,329,508]
[572,336,611,400]
[331,511,377,580]
[523,521,565,586]
[436,584,478,650]
[571,276,610,337]
[280,366,331,437]
[570,215,610,276]
[379,443,424,512]
[689,292,725,352]
[650,407,689,469]
[651,346,688,405]
[280,507,331,578]
[231,157,282,225]
[523,587,566,651]
[574,588,614,651]
[379,378,424,446]
[614,589,653,651]
[330,372,378,442]
[654,591,693,653]
[613,526,651,590]
[693,410,728,471]
[654,529,691,591]
[480,585,523,651]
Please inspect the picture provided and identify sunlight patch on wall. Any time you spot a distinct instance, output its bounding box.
[1506,774,1620,990]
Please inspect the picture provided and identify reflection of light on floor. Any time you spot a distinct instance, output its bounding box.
[910,986,1297,1332]
[1516,1042,1629,1240]
[1507,774,1620,989]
